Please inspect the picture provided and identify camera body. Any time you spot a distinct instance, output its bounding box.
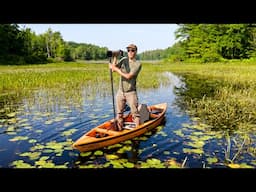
[107,50,124,57]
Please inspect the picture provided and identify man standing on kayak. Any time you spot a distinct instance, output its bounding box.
[109,44,142,131]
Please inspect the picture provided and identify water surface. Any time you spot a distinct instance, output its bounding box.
[0,72,255,168]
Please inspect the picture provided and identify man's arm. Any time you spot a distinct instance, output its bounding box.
[111,65,133,79]
[109,56,133,79]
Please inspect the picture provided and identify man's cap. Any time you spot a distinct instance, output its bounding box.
[126,44,137,51]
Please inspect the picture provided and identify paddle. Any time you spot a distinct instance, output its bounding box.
[109,57,117,129]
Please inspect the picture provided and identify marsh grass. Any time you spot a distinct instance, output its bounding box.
[165,62,256,131]
[0,62,109,92]
[0,61,170,93]
[1,61,256,131]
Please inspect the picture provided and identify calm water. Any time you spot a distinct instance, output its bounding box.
[0,72,255,168]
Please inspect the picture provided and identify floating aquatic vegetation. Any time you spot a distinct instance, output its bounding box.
[35,158,55,168]
[186,141,205,149]
[9,136,29,142]
[156,131,168,137]
[173,130,184,137]
[61,128,78,137]
[6,125,15,132]
[45,120,54,125]
[107,143,122,149]
[94,150,103,156]
[105,154,119,160]
[183,148,204,155]
[139,158,165,168]
[107,159,133,168]
[30,144,45,151]
[42,149,54,153]
[19,151,41,160]
[166,158,182,168]
[64,122,74,127]
[7,112,16,118]
[163,151,170,155]
[117,146,132,154]
[11,160,34,168]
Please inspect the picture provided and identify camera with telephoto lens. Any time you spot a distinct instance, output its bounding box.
[106,50,124,57]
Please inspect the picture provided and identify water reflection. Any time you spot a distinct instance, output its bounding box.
[173,74,223,111]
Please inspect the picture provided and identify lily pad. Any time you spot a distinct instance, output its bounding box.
[30,144,45,151]
[94,150,103,156]
[107,143,122,149]
[61,128,77,137]
[7,132,16,135]
[79,164,96,168]
[19,152,41,160]
[9,136,29,142]
[43,149,54,153]
[45,120,53,125]
[8,118,16,124]
[181,123,192,128]
[173,130,184,137]
[11,160,34,168]
[109,160,124,168]
[105,154,119,160]
[28,139,37,143]
[117,146,132,153]
[206,157,218,164]
[80,152,92,157]
[54,117,66,122]
[227,163,240,168]
[183,148,204,155]
[239,163,254,168]
[6,126,15,132]
[140,158,165,168]
[64,122,74,127]
[186,141,205,148]
[167,158,182,168]
[123,162,134,168]
[7,112,16,118]
[35,160,55,168]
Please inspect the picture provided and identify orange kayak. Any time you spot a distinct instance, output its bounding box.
[72,103,167,152]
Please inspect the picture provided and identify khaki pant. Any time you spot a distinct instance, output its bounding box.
[116,90,140,129]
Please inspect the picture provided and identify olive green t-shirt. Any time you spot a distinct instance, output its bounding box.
[116,57,141,92]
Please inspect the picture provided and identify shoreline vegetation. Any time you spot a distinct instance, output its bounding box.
[1,61,256,132]
[165,61,256,131]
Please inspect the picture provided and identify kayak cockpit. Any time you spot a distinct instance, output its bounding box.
[85,103,165,139]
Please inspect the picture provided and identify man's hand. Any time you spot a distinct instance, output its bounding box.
[109,56,118,72]
[109,63,119,72]
[109,63,113,71]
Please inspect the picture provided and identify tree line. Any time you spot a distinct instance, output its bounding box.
[139,24,256,62]
[2,24,256,64]
[0,24,108,65]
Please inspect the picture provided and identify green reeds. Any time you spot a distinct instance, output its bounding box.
[0,62,171,94]
[166,62,256,131]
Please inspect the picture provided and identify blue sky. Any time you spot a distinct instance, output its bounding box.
[22,24,179,53]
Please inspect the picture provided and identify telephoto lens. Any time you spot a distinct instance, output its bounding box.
[107,50,113,57]
[106,50,124,57]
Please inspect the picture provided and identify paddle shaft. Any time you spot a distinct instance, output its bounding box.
[109,58,116,122]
